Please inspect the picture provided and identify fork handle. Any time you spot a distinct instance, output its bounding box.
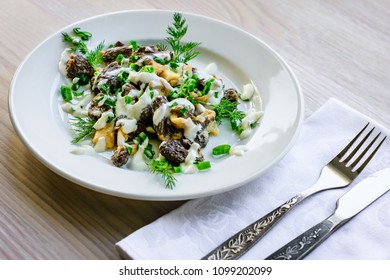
[265,214,344,260]
[201,194,305,260]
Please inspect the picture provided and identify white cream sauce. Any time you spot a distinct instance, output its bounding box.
[240,109,263,139]
[128,138,149,171]
[61,94,93,117]
[116,118,137,134]
[58,48,71,77]
[241,83,255,101]
[229,145,248,156]
[181,142,201,174]
[93,110,114,130]
[94,137,106,152]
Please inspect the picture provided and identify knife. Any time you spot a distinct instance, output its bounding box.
[265,167,390,260]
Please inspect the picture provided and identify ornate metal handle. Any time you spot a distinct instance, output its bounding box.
[202,194,304,260]
[265,215,342,260]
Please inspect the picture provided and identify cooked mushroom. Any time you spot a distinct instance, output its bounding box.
[66,53,94,80]
[102,45,133,62]
[221,88,239,104]
[159,140,188,166]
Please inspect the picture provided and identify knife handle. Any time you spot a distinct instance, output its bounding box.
[265,214,343,260]
[202,194,304,260]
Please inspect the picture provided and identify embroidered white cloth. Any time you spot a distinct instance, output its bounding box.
[116,98,390,260]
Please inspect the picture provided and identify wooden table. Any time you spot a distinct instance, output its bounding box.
[1,0,389,259]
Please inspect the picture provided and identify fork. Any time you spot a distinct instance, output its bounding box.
[202,123,386,260]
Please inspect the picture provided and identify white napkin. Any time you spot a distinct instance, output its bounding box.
[116,98,390,260]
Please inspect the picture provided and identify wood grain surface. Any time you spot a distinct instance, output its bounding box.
[1,0,389,259]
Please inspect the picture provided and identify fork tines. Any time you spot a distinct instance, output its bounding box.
[337,122,387,173]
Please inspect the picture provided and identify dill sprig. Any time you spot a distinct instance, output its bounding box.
[69,116,96,144]
[164,13,201,63]
[86,41,105,68]
[62,28,104,69]
[212,99,245,132]
[148,159,177,189]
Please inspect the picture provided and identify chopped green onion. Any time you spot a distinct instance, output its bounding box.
[125,145,133,155]
[117,71,129,82]
[149,89,155,99]
[116,54,124,63]
[170,101,179,107]
[139,65,155,73]
[181,106,189,115]
[78,74,89,85]
[131,55,139,63]
[130,40,139,51]
[130,63,139,71]
[143,144,155,159]
[169,61,179,71]
[173,166,182,173]
[124,95,132,104]
[154,57,169,65]
[60,85,72,102]
[212,144,231,156]
[195,161,211,171]
[71,82,80,91]
[138,132,148,143]
[202,78,215,95]
[72,27,92,41]
[73,90,84,97]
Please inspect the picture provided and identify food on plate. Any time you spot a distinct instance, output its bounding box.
[57,13,262,188]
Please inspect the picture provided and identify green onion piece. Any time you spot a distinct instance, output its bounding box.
[125,145,133,155]
[154,57,169,65]
[124,95,132,104]
[130,63,139,71]
[195,161,211,171]
[169,61,179,71]
[181,106,189,115]
[78,74,89,85]
[116,54,124,63]
[72,27,92,41]
[143,144,155,159]
[173,166,182,173]
[138,132,148,143]
[202,78,215,95]
[60,85,72,102]
[212,144,231,156]
[139,65,155,73]
[130,40,139,51]
[73,90,84,97]
[131,55,139,63]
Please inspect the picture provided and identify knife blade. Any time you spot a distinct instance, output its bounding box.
[266,167,390,260]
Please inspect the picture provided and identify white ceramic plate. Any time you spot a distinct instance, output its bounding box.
[9,10,303,201]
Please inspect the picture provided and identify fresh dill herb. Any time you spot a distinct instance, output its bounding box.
[163,13,201,63]
[212,99,245,131]
[69,116,96,144]
[148,159,177,189]
[62,29,104,68]
[85,41,105,68]
[229,109,246,131]
[156,42,167,51]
